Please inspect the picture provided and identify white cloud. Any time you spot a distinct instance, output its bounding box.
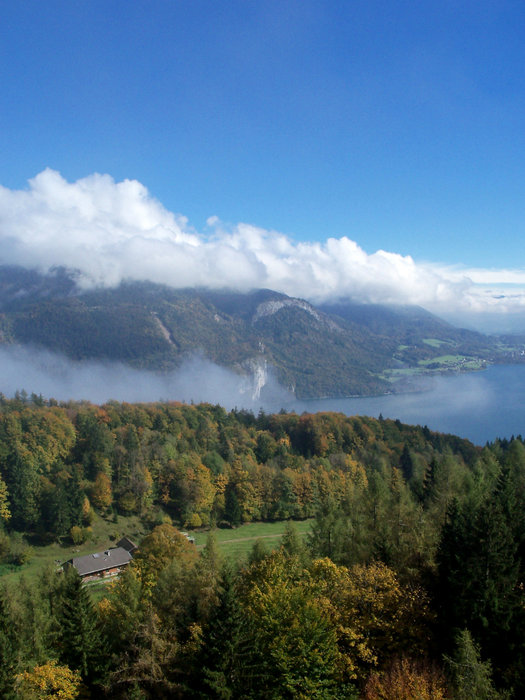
[1,169,525,317]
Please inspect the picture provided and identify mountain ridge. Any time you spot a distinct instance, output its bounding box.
[0,265,521,399]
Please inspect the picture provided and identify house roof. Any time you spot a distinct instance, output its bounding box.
[68,546,132,577]
[116,536,138,553]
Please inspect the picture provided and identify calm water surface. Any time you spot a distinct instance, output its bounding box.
[269,365,525,446]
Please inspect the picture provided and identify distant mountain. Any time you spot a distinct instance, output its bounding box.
[0,265,520,399]
[317,299,506,368]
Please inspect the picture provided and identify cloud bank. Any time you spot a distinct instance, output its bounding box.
[1,169,525,321]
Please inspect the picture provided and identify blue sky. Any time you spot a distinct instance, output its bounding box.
[1,1,525,325]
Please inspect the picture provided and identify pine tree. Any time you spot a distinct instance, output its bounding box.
[0,589,17,699]
[445,629,502,700]
[281,521,303,558]
[223,484,241,527]
[437,495,521,686]
[58,569,106,684]
[194,564,240,699]
[399,444,414,482]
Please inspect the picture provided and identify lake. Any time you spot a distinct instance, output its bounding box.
[266,365,525,446]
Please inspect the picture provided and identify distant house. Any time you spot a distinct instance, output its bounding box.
[63,543,134,581]
[181,531,196,545]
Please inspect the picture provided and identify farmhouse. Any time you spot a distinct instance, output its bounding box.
[64,544,134,581]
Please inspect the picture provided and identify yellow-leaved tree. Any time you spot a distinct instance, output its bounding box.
[364,657,448,700]
[15,660,82,699]
[90,472,112,511]
[0,476,10,522]
[308,559,431,681]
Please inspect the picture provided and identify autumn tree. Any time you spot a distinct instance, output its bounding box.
[364,657,448,700]
[308,559,431,682]
[0,476,10,522]
[236,551,343,699]
[91,472,112,511]
[133,522,198,583]
[15,660,82,699]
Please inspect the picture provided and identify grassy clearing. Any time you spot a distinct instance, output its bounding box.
[0,517,313,587]
[382,368,420,377]
[418,354,484,369]
[380,367,428,383]
[419,354,467,366]
[0,512,149,587]
[381,357,485,384]
[422,338,453,348]
[188,519,313,563]
[83,577,117,603]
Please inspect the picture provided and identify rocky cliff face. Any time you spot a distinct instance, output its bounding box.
[241,356,269,400]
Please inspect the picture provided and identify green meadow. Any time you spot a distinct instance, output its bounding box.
[0,516,313,589]
[189,519,313,562]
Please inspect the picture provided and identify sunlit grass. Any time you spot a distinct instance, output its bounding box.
[0,515,313,587]
[422,338,453,348]
[188,519,313,562]
[0,512,149,587]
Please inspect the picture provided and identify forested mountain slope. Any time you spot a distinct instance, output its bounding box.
[0,265,518,398]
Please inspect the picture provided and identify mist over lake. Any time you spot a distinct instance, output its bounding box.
[2,344,523,446]
[275,365,525,446]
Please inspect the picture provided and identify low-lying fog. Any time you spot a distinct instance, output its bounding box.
[0,345,292,409]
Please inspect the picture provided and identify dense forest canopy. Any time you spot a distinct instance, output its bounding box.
[0,394,523,698]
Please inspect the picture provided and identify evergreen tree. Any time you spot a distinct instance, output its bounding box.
[224,484,241,527]
[399,444,414,482]
[194,564,241,699]
[0,589,17,699]
[58,569,106,685]
[248,538,269,566]
[437,496,521,686]
[281,521,308,565]
[446,629,504,700]
[42,475,72,536]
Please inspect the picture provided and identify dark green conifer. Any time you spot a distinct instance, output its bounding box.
[399,444,414,482]
[0,589,17,699]
[224,484,241,527]
[437,495,522,686]
[194,564,240,699]
[58,568,106,684]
